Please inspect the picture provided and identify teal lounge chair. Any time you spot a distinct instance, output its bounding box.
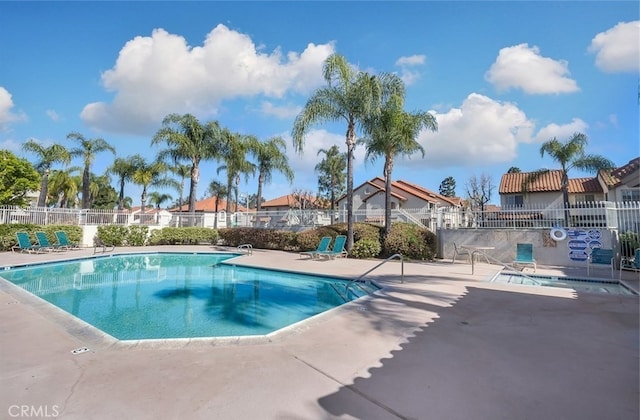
[317,235,348,260]
[587,248,614,278]
[300,236,332,259]
[55,231,80,249]
[513,243,536,272]
[620,248,640,279]
[35,231,67,252]
[12,232,42,254]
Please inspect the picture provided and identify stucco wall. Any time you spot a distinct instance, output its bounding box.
[437,228,618,268]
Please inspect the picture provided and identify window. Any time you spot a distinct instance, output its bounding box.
[583,194,595,203]
[622,189,640,202]
[505,195,523,207]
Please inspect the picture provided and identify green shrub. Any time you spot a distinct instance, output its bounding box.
[148,227,218,245]
[383,222,436,260]
[330,222,383,243]
[350,238,382,259]
[97,225,128,246]
[619,231,640,258]
[295,226,341,251]
[218,228,297,250]
[127,225,149,246]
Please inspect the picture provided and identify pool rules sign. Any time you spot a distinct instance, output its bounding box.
[566,229,602,262]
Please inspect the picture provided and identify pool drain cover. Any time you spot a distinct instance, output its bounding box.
[71,347,90,355]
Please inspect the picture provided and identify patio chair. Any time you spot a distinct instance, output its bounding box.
[55,231,80,249]
[12,232,42,254]
[587,248,614,278]
[513,243,536,272]
[317,235,348,260]
[35,231,67,252]
[619,248,640,279]
[93,236,115,254]
[451,242,472,264]
[300,236,332,259]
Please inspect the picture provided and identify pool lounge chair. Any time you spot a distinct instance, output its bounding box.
[12,232,43,254]
[300,236,332,259]
[513,243,536,272]
[451,242,472,264]
[317,235,348,260]
[93,236,115,254]
[35,231,67,252]
[587,248,614,278]
[55,231,80,249]
[619,248,640,279]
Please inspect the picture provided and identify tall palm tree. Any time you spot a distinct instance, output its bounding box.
[207,179,227,229]
[148,191,173,209]
[131,158,171,224]
[67,132,116,209]
[107,155,143,210]
[525,132,615,225]
[47,167,81,208]
[22,139,71,207]
[152,114,223,214]
[315,145,347,212]
[292,53,404,251]
[250,136,294,211]
[169,162,191,211]
[360,90,438,236]
[217,129,257,213]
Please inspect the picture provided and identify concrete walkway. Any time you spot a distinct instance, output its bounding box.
[1,246,638,419]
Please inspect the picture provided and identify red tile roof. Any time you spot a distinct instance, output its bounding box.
[170,197,245,212]
[600,157,640,188]
[500,170,603,194]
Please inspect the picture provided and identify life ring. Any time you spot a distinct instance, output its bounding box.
[550,228,567,241]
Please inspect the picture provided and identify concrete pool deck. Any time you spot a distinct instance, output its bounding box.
[1,246,638,419]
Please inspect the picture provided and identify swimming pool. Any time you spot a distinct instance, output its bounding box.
[491,272,635,295]
[0,253,378,340]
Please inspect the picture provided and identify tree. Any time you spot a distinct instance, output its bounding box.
[292,53,403,251]
[90,174,118,209]
[507,166,521,173]
[169,163,191,211]
[67,132,116,209]
[466,174,494,227]
[439,176,456,197]
[107,155,143,210]
[526,132,615,225]
[207,179,227,229]
[250,136,294,211]
[315,145,346,212]
[148,191,173,209]
[47,167,81,208]
[131,157,171,223]
[153,114,223,214]
[22,139,70,207]
[0,150,40,206]
[360,88,437,236]
[217,129,256,213]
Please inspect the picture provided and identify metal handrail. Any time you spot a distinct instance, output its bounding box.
[237,243,253,255]
[354,253,404,284]
[471,250,541,285]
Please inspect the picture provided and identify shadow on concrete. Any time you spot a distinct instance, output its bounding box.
[318,286,639,420]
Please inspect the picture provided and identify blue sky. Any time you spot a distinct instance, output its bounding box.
[1,1,638,206]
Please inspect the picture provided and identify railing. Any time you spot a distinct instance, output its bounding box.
[354,253,404,284]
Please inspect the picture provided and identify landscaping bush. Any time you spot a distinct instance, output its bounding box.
[331,222,383,243]
[218,228,297,250]
[619,231,640,258]
[350,238,382,259]
[126,225,149,246]
[97,225,128,246]
[148,227,218,245]
[295,226,342,251]
[383,222,436,260]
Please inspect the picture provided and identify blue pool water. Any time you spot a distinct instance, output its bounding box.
[0,253,378,340]
[491,272,635,295]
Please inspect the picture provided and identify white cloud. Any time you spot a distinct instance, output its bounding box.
[260,101,301,119]
[588,21,640,73]
[0,86,27,130]
[534,118,589,143]
[46,109,61,122]
[485,44,579,94]
[395,54,426,86]
[81,25,335,135]
[0,138,23,153]
[402,93,536,168]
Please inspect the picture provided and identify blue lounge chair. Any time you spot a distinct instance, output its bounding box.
[300,236,332,259]
[587,248,614,278]
[317,235,348,260]
[619,248,640,279]
[513,243,536,272]
[35,231,68,252]
[55,231,80,249]
[12,232,42,254]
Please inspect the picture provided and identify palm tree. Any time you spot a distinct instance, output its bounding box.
[525,132,615,225]
[47,167,81,208]
[169,163,191,211]
[315,145,347,212]
[292,53,404,251]
[360,89,437,236]
[67,132,116,209]
[152,114,223,214]
[22,139,71,207]
[148,191,173,209]
[131,158,172,224]
[250,136,294,211]
[217,129,257,213]
[107,155,143,210]
[207,179,227,229]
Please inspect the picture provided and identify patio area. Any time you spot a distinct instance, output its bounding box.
[1,246,638,419]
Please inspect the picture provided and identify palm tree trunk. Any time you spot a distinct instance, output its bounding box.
[384,161,392,237]
[257,172,264,212]
[118,179,125,210]
[346,123,356,252]
[561,172,570,226]
[82,166,90,209]
[140,188,147,225]
[189,164,199,226]
[38,170,49,207]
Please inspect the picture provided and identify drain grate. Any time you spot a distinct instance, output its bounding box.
[71,347,90,355]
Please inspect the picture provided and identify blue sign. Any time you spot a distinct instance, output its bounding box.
[569,250,589,261]
[587,230,601,240]
[568,239,588,250]
[588,240,602,249]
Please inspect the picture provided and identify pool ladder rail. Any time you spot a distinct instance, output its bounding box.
[237,243,253,255]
